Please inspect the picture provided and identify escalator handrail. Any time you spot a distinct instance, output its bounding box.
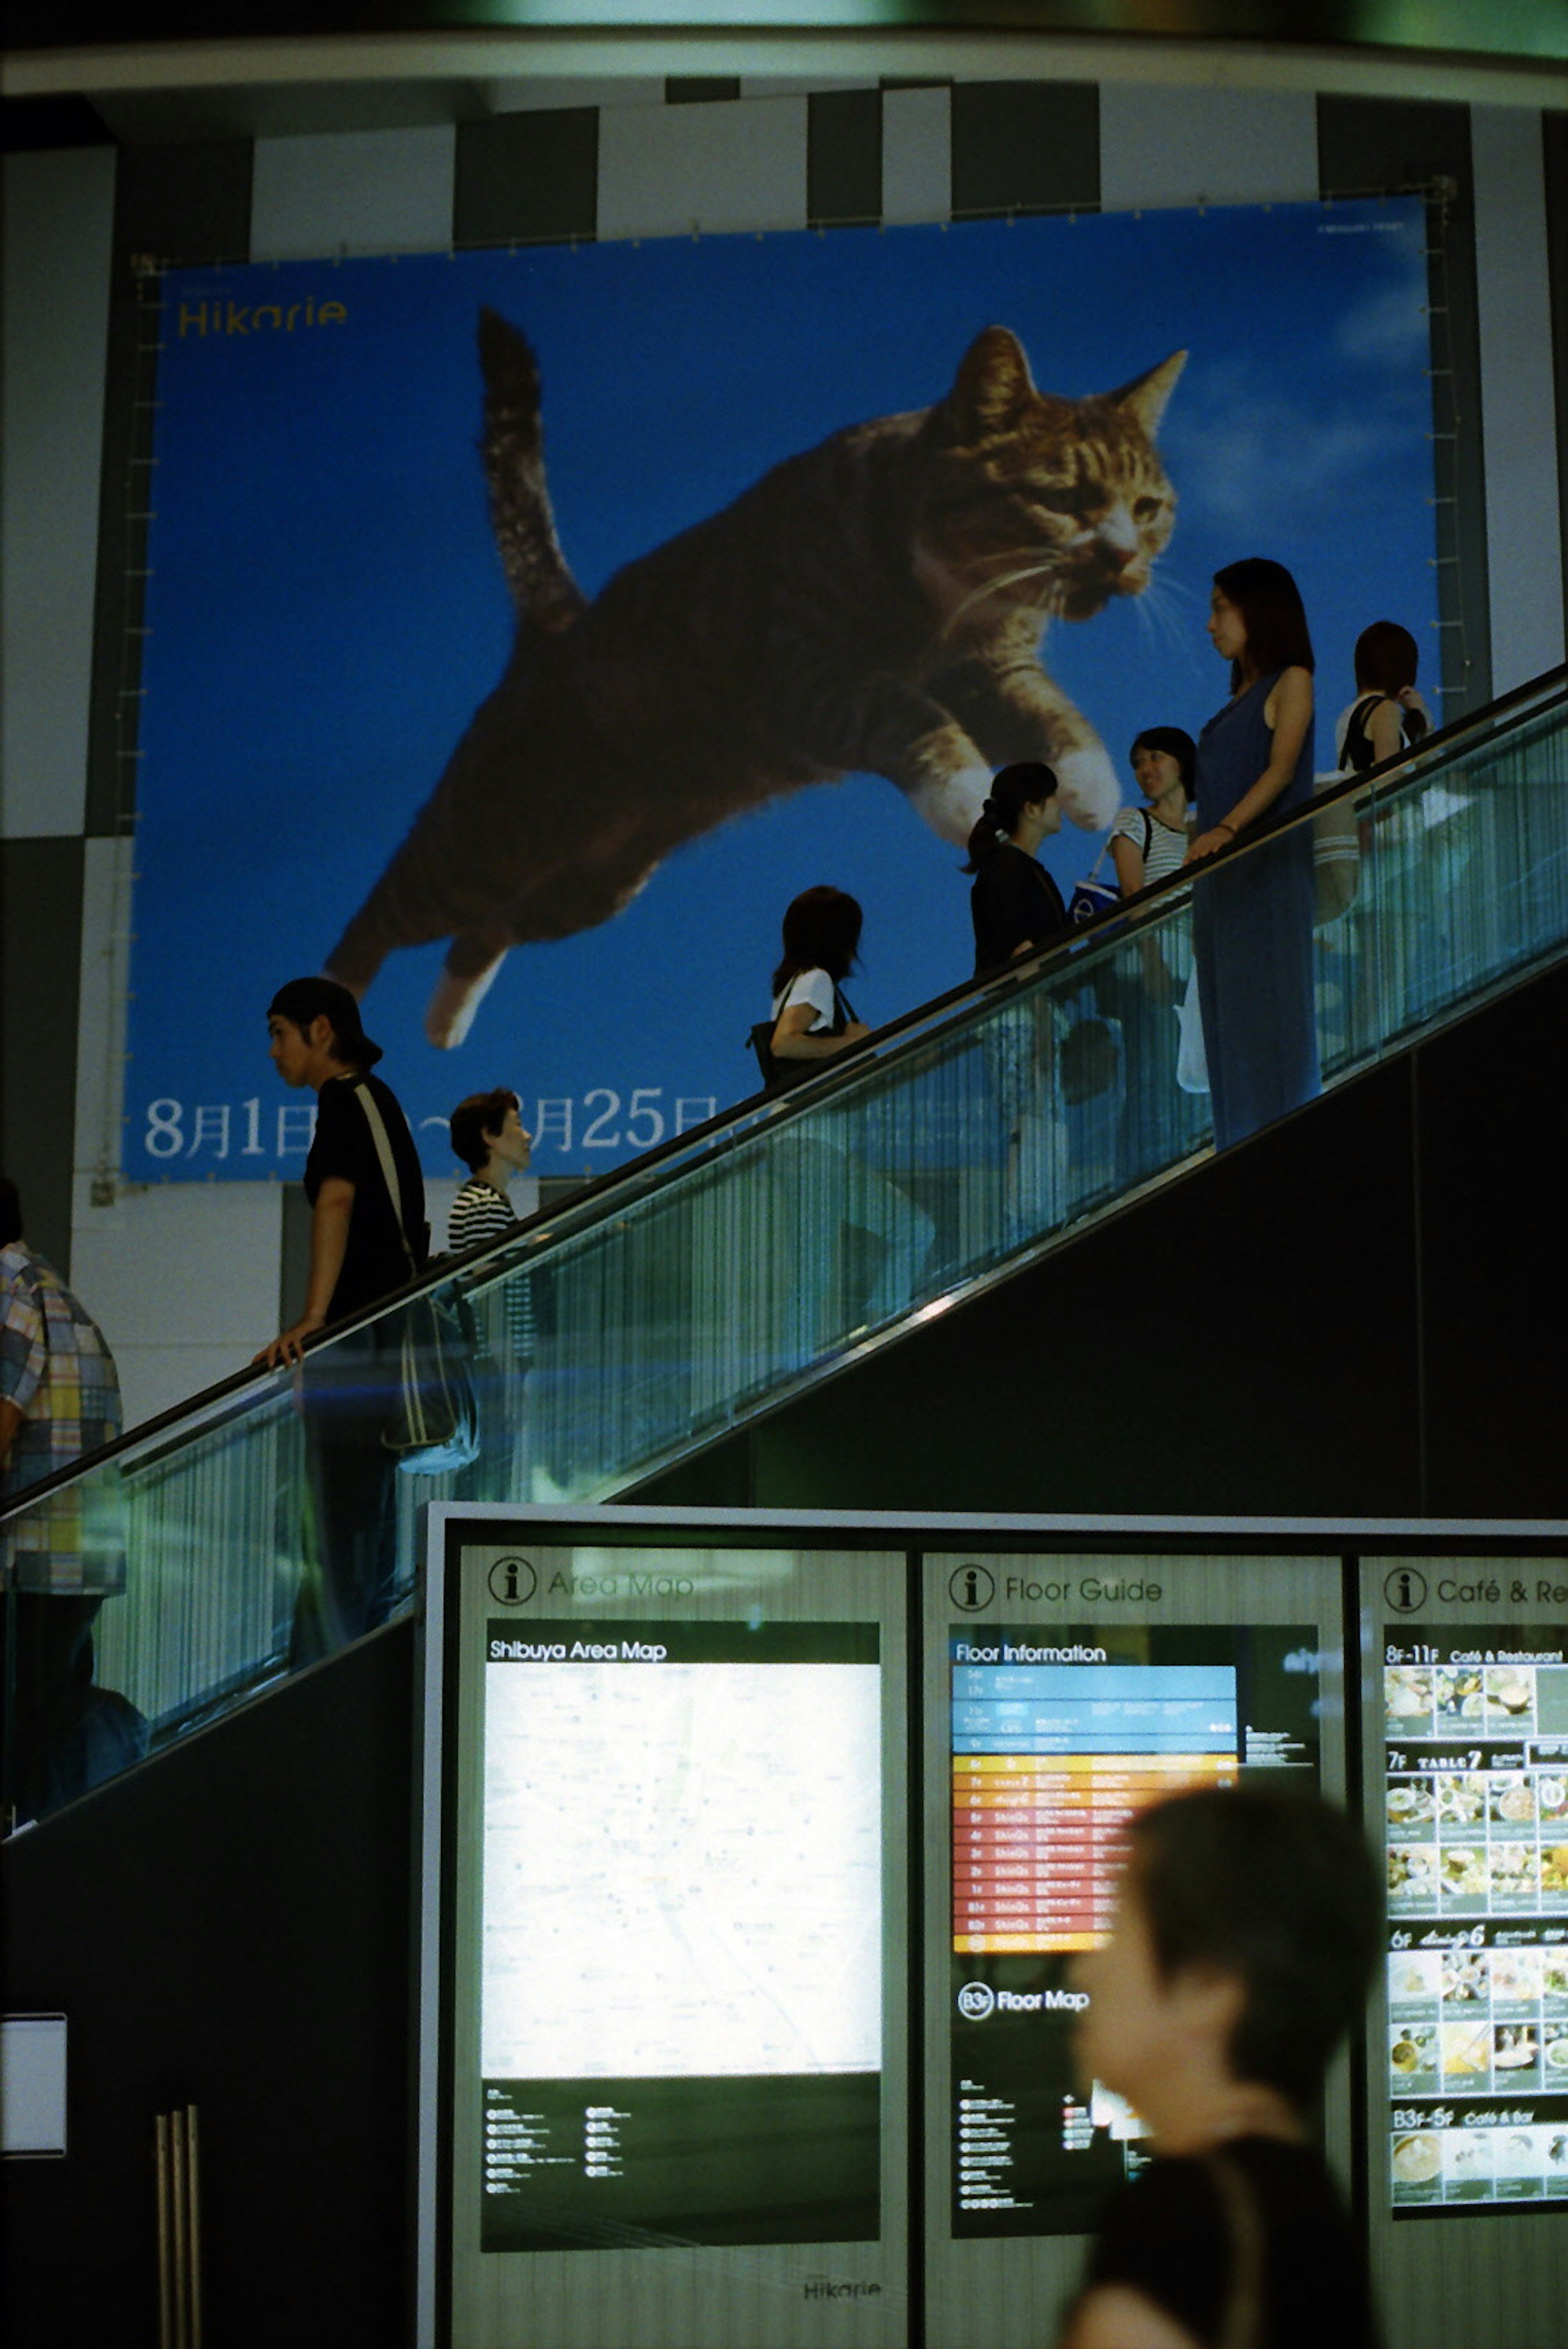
[6,660,1563,1518]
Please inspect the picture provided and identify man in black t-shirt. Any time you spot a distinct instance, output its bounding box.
[256,978,427,1657]
[258,979,426,1363]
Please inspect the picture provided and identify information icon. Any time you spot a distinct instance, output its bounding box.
[950,1564,996,1612]
[1383,1567,1428,1614]
[488,1556,537,1606]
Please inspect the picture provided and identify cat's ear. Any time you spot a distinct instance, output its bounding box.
[936,327,1038,442]
[1113,350,1187,439]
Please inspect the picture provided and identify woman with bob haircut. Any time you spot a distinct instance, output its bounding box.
[763,885,932,1361]
[1107,727,1199,1176]
[1336,619,1430,775]
[768,884,873,1076]
[1186,557,1320,1150]
[1060,1785,1382,2349]
[1111,729,1196,903]
[446,1084,538,1493]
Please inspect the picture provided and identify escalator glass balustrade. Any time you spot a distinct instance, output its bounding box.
[3,668,1564,1816]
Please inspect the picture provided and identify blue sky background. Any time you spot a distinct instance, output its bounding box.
[129,199,1437,1179]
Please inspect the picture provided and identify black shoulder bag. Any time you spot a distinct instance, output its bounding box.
[747,984,857,1094]
[351,1081,481,1475]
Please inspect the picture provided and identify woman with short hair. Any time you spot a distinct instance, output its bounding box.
[1111,729,1196,902]
[1060,1786,1383,2349]
[767,885,873,1078]
[1108,728,1199,1178]
[1336,619,1430,775]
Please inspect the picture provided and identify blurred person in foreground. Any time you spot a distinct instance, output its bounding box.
[1059,1786,1381,2349]
[1,1175,144,1820]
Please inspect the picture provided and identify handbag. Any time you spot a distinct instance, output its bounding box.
[351,1081,481,1475]
[1070,813,1149,929]
[1069,839,1122,928]
[748,984,857,1093]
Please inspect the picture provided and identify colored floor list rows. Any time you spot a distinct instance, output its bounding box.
[951,1658,1239,1953]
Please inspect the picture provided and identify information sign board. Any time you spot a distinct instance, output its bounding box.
[1360,1554,1568,2349]
[923,1551,1343,2349]
[1374,1594,1568,2213]
[422,1514,907,2349]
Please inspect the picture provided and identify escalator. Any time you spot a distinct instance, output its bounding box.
[4,663,1566,1818]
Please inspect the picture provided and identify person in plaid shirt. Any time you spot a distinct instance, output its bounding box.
[1,1176,140,1821]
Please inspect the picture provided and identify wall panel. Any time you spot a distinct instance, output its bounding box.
[71,833,133,1194]
[1316,95,1491,717]
[0,838,85,1275]
[807,86,882,226]
[597,90,808,241]
[882,84,951,224]
[250,123,457,261]
[1470,105,1565,694]
[453,108,599,247]
[1,147,114,843]
[70,1177,284,1427]
[949,81,1098,216]
[1099,83,1316,210]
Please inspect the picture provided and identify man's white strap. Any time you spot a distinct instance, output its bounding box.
[350,1080,417,1273]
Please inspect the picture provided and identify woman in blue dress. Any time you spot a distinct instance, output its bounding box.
[1187,558,1320,1150]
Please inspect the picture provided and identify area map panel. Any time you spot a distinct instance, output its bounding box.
[480,1619,882,2251]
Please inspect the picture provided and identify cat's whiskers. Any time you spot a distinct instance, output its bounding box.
[937,556,1058,639]
[1131,571,1203,669]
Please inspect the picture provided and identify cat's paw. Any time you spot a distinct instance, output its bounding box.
[425,957,505,1050]
[905,764,994,847]
[1052,743,1123,832]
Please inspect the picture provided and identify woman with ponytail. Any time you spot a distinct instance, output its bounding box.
[964,761,1070,1240]
[966,761,1070,975]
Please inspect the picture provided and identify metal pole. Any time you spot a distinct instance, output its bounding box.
[185,2105,203,2349]
[170,2106,189,2349]
[155,2111,172,2349]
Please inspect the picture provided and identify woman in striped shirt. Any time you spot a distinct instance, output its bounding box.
[448,1088,537,1422]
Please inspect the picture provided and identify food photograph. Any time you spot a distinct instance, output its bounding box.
[1439,1846,1491,1903]
[1435,1667,1483,1719]
[1387,1779,1437,1829]
[1391,2131,1442,2190]
[1440,1950,1488,2004]
[1490,1775,1538,1826]
[1388,1950,1442,2007]
[1388,1843,1439,1899]
[1389,2025,1439,2082]
[1439,2017,1493,2080]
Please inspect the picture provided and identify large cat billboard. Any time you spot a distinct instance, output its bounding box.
[129,203,1437,1180]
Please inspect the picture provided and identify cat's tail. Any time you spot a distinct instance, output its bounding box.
[477,307,587,641]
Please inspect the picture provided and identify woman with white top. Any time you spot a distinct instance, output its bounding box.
[1104,727,1201,1180]
[1334,619,1430,775]
[764,886,932,1364]
[768,885,872,1078]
